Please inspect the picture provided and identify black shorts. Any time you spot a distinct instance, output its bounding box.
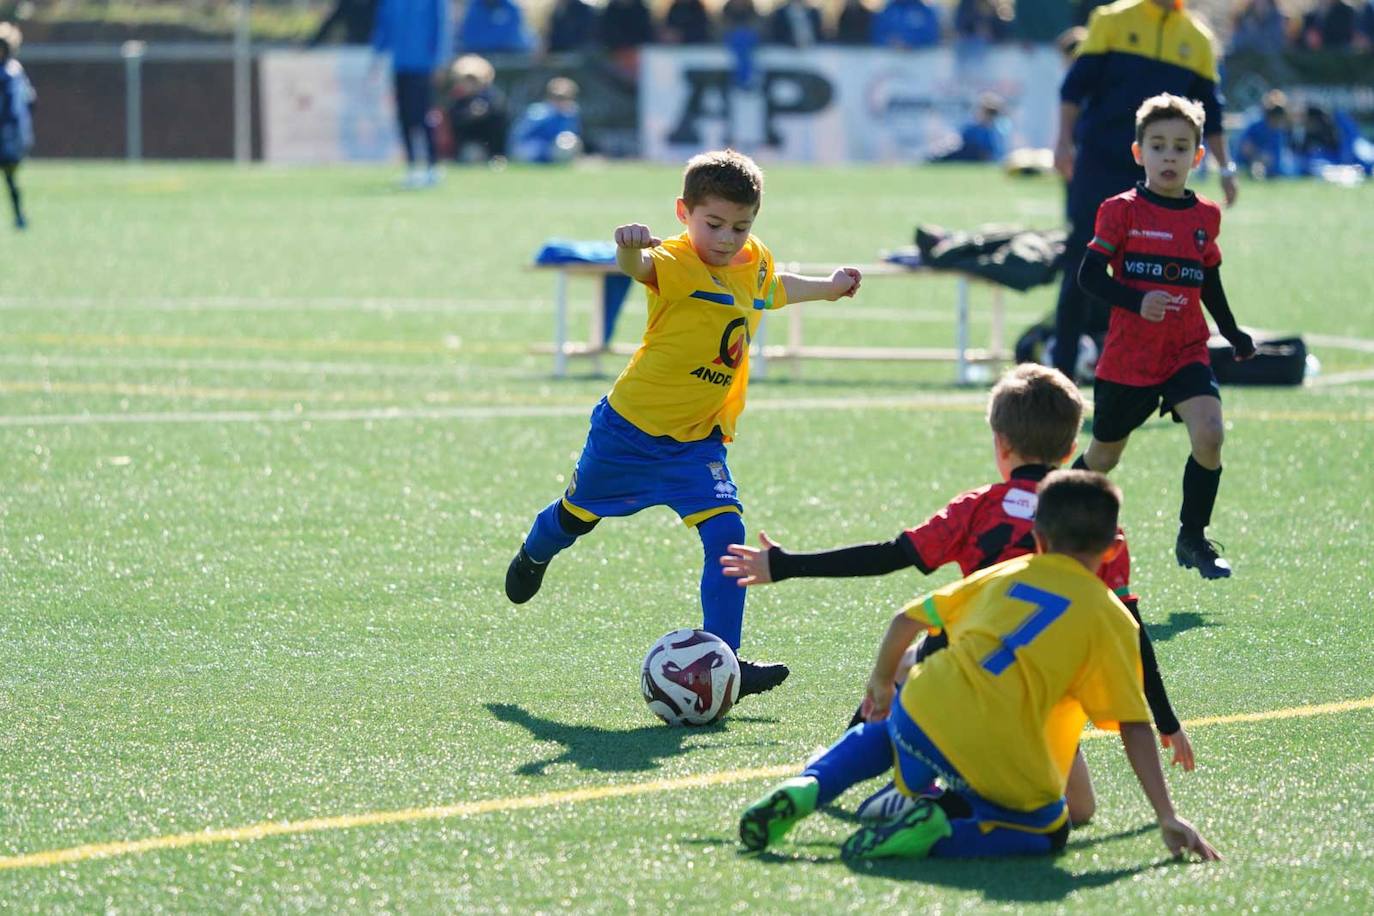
[1091,362,1220,443]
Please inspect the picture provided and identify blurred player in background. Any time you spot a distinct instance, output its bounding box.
[0,22,35,230]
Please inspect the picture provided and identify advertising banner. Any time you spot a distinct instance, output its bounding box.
[260,48,399,163]
[641,45,1066,164]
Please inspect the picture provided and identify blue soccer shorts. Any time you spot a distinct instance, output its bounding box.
[560,398,743,528]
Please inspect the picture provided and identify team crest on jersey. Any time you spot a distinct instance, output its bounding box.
[708,462,737,500]
[1002,489,1037,520]
[757,257,768,290]
[1194,228,1208,252]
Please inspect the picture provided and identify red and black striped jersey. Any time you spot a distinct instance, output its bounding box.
[1088,183,1223,386]
[902,465,1132,597]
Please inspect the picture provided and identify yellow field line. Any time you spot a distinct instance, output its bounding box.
[0,694,1370,873]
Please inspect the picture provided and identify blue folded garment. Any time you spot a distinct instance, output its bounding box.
[534,239,618,266]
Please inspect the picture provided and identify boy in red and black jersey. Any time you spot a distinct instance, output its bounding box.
[1073,93,1254,580]
[721,365,1191,826]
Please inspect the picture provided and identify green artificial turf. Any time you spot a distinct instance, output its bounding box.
[0,162,1371,911]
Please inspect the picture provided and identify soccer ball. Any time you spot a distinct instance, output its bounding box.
[641,628,740,726]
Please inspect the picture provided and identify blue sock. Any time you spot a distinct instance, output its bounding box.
[930,820,1055,858]
[803,721,895,807]
[696,512,747,651]
[523,500,582,564]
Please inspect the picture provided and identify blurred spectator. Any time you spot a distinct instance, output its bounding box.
[600,0,657,79]
[832,0,875,44]
[933,92,1010,161]
[954,0,1010,44]
[722,0,764,88]
[872,0,941,49]
[1357,0,1374,50]
[546,0,598,53]
[1301,0,1359,50]
[373,0,451,187]
[768,0,823,47]
[310,0,378,46]
[459,0,535,53]
[1293,101,1343,163]
[512,77,583,163]
[448,54,509,163]
[1235,90,1297,177]
[1011,0,1072,44]
[1056,24,1086,59]
[600,0,658,50]
[663,0,715,44]
[1228,0,1288,56]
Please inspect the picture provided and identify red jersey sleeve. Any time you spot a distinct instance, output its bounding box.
[1087,196,1128,259]
[902,487,986,574]
[1199,200,1223,268]
[1095,529,1133,598]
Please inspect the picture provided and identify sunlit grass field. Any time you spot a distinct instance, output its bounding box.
[1,162,1371,910]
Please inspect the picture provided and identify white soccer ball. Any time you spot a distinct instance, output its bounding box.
[641,628,741,726]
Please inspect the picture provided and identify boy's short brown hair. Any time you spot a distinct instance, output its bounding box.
[1135,93,1206,145]
[987,364,1084,464]
[682,149,764,211]
[1034,470,1121,555]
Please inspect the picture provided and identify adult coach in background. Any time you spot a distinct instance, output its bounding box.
[372,0,451,188]
[1051,0,1237,381]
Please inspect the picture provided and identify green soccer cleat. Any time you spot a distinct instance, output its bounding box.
[738,776,819,852]
[840,796,953,861]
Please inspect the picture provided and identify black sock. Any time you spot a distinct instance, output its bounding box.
[1179,456,1222,536]
[1071,454,1090,471]
[4,170,19,222]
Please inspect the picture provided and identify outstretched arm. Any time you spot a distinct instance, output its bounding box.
[614,224,660,285]
[779,268,862,304]
[720,532,921,586]
[1120,722,1221,861]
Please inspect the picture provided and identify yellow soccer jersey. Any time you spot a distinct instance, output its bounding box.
[900,553,1149,812]
[607,233,786,443]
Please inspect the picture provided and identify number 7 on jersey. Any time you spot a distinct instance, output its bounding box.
[980,583,1072,675]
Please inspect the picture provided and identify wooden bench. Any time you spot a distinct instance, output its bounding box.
[530,259,1013,384]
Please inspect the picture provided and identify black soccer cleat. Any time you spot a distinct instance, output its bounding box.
[737,659,790,699]
[1176,533,1232,580]
[504,545,549,604]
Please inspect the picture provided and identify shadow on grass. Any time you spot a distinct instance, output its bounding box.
[486,703,781,776]
[690,820,1169,901]
[839,854,1173,902]
[1148,611,1218,643]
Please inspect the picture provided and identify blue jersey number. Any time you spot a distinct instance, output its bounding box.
[980,583,1071,675]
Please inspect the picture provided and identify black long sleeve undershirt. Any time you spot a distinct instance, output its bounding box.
[767,536,930,582]
[1121,596,1181,736]
[1079,252,1254,358]
[1078,249,1145,314]
[1200,266,1255,357]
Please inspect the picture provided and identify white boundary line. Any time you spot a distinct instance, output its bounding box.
[0,395,991,428]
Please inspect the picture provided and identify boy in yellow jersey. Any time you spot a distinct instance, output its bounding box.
[740,470,1220,862]
[505,149,861,698]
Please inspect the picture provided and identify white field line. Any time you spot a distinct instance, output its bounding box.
[1306,367,1374,388]
[0,295,1040,326]
[0,394,991,429]
[0,296,549,316]
[0,352,529,380]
